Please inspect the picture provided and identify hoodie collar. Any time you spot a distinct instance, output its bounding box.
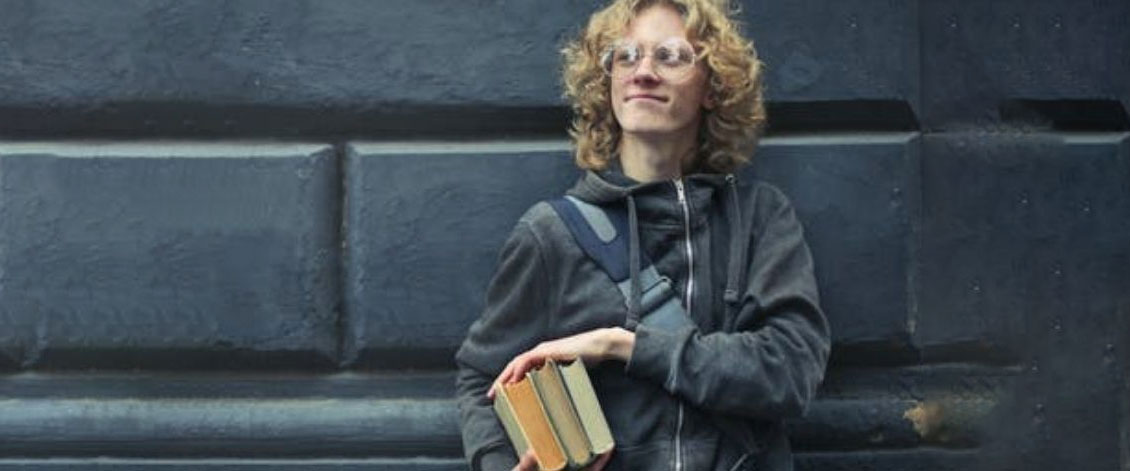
[566,164,730,212]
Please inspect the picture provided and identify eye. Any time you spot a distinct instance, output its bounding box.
[616,45,640,65]
[677,46,695,63]
[657,38,695,66]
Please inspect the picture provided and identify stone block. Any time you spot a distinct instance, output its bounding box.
[916,133,1129,363]
[750,134,919,359]
[343,142,579,367]
[744,0,919,106]
[920,0,1130,128]
[0,1,602,136]
[0,143,340,368]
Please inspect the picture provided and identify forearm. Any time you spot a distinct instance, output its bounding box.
[604,327,636,363]
[625,305,829,419]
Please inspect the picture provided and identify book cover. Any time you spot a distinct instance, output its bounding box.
[501,377,568,471]
[557,359,615,455]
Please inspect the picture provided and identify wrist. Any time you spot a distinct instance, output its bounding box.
[604,327,635,362]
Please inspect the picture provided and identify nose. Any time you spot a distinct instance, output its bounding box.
[629,55,661,84]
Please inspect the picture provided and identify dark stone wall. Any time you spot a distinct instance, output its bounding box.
[0,0,1126,469]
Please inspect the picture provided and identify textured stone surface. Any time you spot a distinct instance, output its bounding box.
[796,450,979,471]
[0,0,915,106]
[916,133,1129,360]
[342,142,579,368]
[0,0,595,107]
[745,0,919,104]
[2,0,1125,135]
[0,379,994,459]
[0,0,922,136]
[0,0,596,137]
[0,459,466,470]
[0,398,460,457]
[750,134,918,359]
[917,132,1129,470]
[921,0,1130,129]
[0,143,340,369]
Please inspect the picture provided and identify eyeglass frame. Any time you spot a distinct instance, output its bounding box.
[600,37,702,82]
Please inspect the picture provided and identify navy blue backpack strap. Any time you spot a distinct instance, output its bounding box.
[547,196,634,282]
[548,196,694,332]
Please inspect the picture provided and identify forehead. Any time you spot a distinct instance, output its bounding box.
[623,4,689,43]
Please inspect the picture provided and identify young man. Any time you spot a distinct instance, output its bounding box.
[456,1,830,469]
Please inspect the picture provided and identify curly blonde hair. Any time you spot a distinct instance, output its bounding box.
[562,0,766,174]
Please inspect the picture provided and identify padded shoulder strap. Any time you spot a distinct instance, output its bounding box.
[547,196,633,282]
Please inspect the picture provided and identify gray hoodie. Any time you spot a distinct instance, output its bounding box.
[455,168,830,471]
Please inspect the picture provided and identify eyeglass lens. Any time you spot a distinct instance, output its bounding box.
[602,38,696,80]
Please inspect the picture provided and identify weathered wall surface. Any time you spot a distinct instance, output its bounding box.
[0,0,1127,469]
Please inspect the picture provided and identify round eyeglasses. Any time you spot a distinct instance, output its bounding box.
[601,37,698,81]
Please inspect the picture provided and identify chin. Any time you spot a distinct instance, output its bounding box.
[620,121,685,135]
[617,115,672,132]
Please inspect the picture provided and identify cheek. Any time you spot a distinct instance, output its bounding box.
[674,84,705,110]
[609,78,626,101]
[609,82,627,118]
[683,69,710,107]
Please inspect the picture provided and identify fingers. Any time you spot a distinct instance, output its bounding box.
[488,334,591,399]
[508,351,544,381]
[487,350,542,399]
[500,350,544,383]
[512,448,538,471]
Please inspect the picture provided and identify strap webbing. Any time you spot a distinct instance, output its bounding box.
[548,197,693,330]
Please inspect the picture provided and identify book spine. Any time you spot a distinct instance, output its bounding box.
[493,389,529,458]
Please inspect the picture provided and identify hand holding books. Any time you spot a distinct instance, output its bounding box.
[492,359,615,471]
[487,327,630,470]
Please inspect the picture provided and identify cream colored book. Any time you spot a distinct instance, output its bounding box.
[557,359,614,455]
[493,360,614,470]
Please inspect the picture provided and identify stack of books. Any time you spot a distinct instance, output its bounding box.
[493,359,615,471]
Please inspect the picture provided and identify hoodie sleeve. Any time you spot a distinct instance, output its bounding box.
[624,185,831,420]
[454,217,553,471]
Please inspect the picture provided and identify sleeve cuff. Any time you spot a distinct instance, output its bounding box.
[624,323,694,392]
[474,443,518,471]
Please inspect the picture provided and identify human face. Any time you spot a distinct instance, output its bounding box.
[610,5,710,138]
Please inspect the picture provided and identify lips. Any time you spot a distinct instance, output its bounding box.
[626,93,668,103]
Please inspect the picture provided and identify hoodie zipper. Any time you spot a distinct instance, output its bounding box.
[673,179,693,471]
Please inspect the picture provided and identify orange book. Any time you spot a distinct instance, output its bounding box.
[502,378,568,471]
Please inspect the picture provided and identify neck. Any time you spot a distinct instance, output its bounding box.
[617,129,698,183]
